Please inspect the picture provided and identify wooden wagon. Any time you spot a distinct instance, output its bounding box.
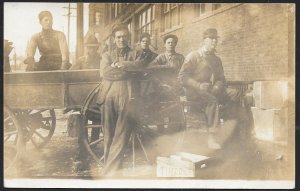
[4,69,188,172]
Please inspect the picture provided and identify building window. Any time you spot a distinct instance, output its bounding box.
[95,11,101,25]
[212,3,222,10]
[111,3,123,19]
[104,4,109,25]
[194,4,206,17]
[162,3,182,32]
[136,5,155,42]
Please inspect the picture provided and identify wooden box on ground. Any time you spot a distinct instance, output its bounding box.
[251,107,288,141]
[156,152,209,177]
[253,81,288,109]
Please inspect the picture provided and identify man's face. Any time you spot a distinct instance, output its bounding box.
[203,37,218,53]
[114,30,129,48]
[40,16,53,30]
[140,37,150,50]
[165,38,177,52]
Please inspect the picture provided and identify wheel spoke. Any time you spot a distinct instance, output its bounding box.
[4,116,12,122]
[89,137,104,146]
[13,134,18,145]
[33,130,47,140]
[4,135,12,142]
[4,131,18,136]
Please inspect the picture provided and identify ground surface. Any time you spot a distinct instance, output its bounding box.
[4,110,294,181]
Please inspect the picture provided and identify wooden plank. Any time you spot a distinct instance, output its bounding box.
[4,84,64,109]
[4,70,101,109]
[4,69,100,85]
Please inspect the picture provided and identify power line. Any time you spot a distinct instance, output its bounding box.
[62,3,77,51]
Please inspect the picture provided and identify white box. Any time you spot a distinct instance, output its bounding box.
[253,81,288,109]
[156,152,209,177]
[251,107,288,141]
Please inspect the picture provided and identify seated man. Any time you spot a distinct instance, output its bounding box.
[179,28,241,149]
[70,35,101,70]
[24,11,70,71]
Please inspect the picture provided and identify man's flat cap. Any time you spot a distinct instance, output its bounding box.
[163,34,178,44]
[140,32,151,41]
[111,23,129,35]
[85,35,100,47]
[203,28,219,39]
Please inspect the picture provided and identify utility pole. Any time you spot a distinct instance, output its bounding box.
[63,3,76,51]
[76,3,84,60]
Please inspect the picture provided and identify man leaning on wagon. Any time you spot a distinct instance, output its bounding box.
[96,23,153,176]
[179,28,241,149]
[24,11,71,71]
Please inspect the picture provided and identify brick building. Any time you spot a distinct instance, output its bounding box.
[86,3,294,82]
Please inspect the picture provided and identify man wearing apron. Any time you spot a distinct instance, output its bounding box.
[24,11,70,71]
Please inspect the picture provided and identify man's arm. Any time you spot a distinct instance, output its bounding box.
[178,52,201,90]
[100,53,128,81]
[24,35,38,70]
[57,32,70,69]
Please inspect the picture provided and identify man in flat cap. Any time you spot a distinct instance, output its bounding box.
[96,23,153,176]
[71,35,101,70]
[24,11,70,71]
[148,34,184,91]
[179,28,241,149]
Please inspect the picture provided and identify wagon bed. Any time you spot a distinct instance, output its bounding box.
[4,69,101,110]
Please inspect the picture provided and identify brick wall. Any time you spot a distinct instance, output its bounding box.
[155,4,291,81]
[89,3,292,82]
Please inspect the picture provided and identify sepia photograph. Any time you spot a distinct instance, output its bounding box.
[3,2,295,189]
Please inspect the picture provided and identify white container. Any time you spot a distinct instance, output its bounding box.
[253,81,288,109]
[251,107,288,141]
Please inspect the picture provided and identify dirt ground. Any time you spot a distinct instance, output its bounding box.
[4,112,294,181]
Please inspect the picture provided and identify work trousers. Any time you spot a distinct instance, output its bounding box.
[188,87,240,128]
[100,81,137,176]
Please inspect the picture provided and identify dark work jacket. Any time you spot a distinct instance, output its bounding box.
[135,48,158,66]
[178,50,226,99]
[96,46,150,105]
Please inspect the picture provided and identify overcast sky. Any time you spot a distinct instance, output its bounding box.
[4,2,89,58]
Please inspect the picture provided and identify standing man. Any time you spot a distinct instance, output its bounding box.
[96,24,152,176]
[70,35,101,70]
[4,40,13,72]
[136,32,157,64]
[24,11,70,71]
[148,34,184,89]
[179,28,240,149]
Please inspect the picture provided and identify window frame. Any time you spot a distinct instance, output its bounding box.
[161,3,183,32]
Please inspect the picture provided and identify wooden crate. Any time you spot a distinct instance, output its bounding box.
[251,107,288,141]
[253,81,288,109]
[156,152,209,177]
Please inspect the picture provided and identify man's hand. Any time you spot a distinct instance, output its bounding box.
[199,82,211,91]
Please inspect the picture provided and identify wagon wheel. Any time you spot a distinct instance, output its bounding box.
[4,105,25,171]
[80,83,104,166]
[14,109,56,149]
[138,84,187,161]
